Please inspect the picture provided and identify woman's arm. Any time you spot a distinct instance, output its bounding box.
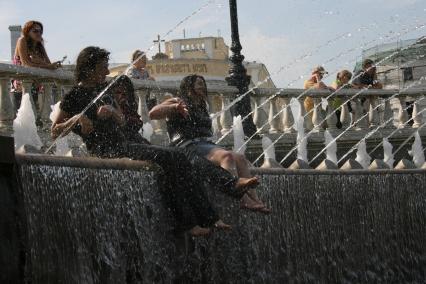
[149,98,188,120]
[51,110,93,139]
[16,38,59,70]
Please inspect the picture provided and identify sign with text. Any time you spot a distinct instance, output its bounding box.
[147,63,208,75]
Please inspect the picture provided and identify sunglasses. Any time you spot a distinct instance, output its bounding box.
[31,29,42,34]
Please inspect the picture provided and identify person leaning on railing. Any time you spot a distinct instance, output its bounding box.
[12,20,62,121]
[51,46,257,236]
[126,50,157,110]
[149,74,271,214]
[330,70,353,129]
[303,66,331,127]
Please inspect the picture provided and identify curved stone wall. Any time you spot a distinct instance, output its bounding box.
[2,154,426,283]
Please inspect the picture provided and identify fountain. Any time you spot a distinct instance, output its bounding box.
[13,93,43,150]
[355,140,371,169]
[383,138,395,169]
[410,131,425,168]
[232,115,246,154]
[49,102,70,156]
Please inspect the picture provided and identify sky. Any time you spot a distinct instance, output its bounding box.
[0,0,425,87]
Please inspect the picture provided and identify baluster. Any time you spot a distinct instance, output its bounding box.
[368,96,379,127]
[312,97,324,132]
[281,97,294,133]
[219,95,233,135]
[326,98,337,131]
[0,78,15,136]
[40,83,54,128]
[340,98,351,129]
[301,96,313,131]
[253,96,269,134]
[382,96,394,128]
[412,99,423,128]
[268,96,280,134]
[354,98,368,130]
[397,96,409,128]
[135,89,150,123]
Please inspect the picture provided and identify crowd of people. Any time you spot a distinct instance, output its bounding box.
[303,60,383,129]
[13,20,387,236]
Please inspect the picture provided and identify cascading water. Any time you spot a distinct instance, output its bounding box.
[383,138,395,169]
[409,131,425,168]
[11,157,426,283]
[13,93,43,150]
[290,98,308,162]
[141,122,154,142]
[233,115,246,155]
[49,102,70,156]
[324,130,338,164]
[355,140,371,169]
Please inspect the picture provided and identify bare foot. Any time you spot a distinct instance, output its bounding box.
[189,226,211,237]
[235,176,259,190]
[214,219,232,231]
[241,189,272,214]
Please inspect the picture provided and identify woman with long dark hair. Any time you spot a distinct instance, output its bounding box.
[150,74,270,213]
[13,21,62,117]
[14,20,61,69]
[51,47,257,236]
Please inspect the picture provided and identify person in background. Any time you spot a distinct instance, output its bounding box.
[13,20,62,119]
[352,59,383,89]
[330,70,353,128]
[126,50,157,110]
[149,74,270,214]
[51,47,257,236]
[303,66,330,126]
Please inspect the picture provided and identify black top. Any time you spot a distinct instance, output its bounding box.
[166,101,213,146]
[60,84,127,158]
[352,70,374,86]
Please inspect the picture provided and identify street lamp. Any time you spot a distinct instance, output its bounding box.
[225,0,257,137]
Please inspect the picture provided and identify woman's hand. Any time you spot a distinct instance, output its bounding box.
[97,105,116,119]
[175,100,189,118]
[48,61,62,70]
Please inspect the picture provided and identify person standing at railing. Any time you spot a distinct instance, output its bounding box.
[149,74,270,214]
[51,47,258,236]
[126,50,157,110]
[330,70,354,128]
[303,66,330,128]
[12,20,62,121]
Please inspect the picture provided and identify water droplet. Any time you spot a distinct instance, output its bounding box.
[347,33,352,37]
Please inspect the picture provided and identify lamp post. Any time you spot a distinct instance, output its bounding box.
[225,0,257,137]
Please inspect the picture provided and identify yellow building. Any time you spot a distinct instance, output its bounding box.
[109,36,275,88]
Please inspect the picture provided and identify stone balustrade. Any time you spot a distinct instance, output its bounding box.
[1,63,425,168]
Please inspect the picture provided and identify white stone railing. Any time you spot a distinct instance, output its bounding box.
[1,63,425,165]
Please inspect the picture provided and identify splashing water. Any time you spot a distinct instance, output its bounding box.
[383,138,395,169]
[290,98,308,162]
[210,114,220,141]
[409,132,425,168]
[324,130,337,164]
[49,102,70,156]
[262,136,276,161]
[13,93,43,150]
[141,122,154,142]
[233,116,246,154]
[355,140,371,169]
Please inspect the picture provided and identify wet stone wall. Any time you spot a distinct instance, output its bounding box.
[12,161,426,283]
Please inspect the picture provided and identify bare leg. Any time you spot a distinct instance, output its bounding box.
[233,153,271,214]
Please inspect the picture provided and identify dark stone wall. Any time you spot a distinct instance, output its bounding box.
[2,155,426,283]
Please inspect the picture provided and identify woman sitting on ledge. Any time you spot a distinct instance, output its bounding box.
[51,46,257,236]
[149,74,270,213]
